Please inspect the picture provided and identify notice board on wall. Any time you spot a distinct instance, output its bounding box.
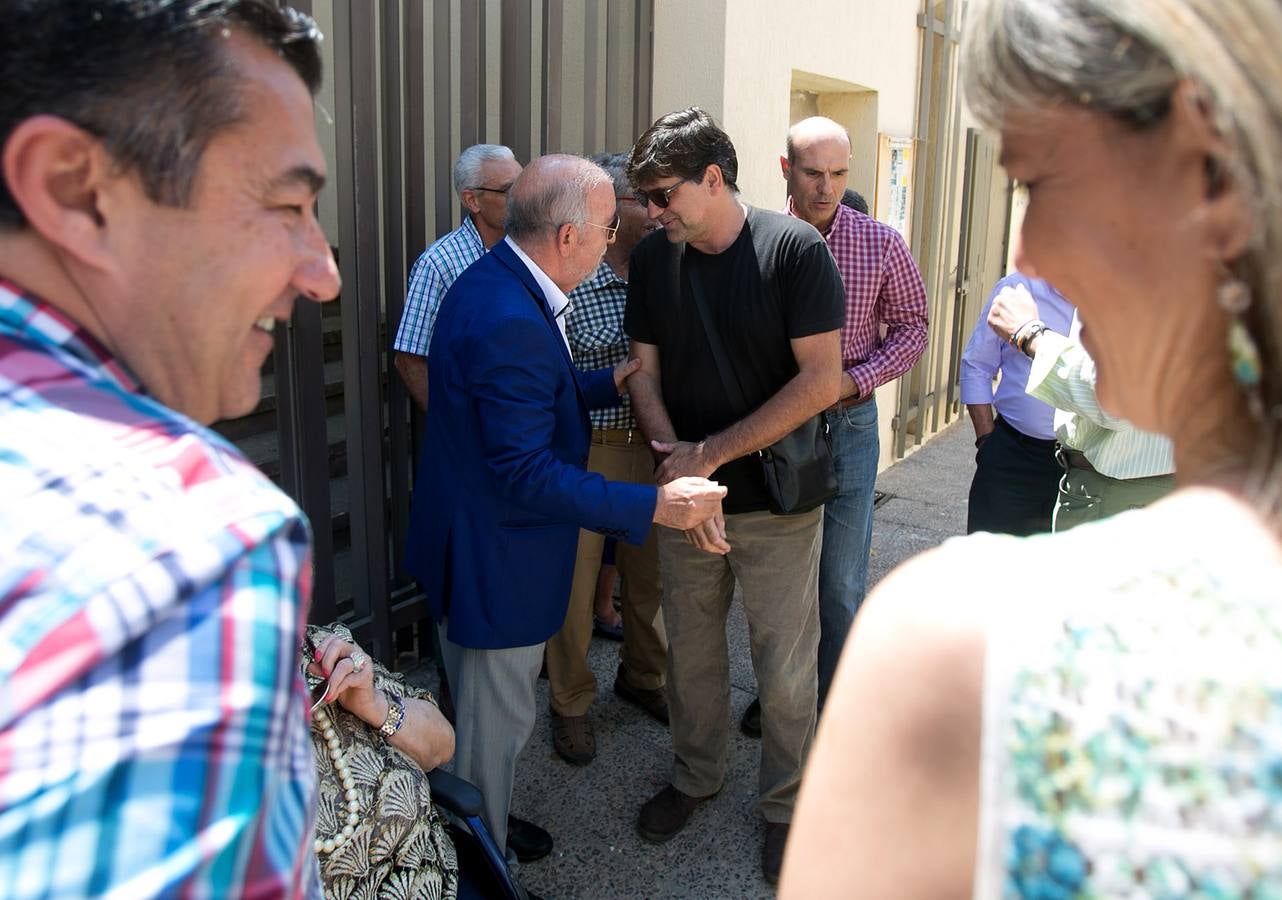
[875,134,914,241]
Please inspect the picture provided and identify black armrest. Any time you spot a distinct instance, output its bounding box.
[427,768,485,818]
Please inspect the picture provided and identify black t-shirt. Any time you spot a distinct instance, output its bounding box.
[625,205,845,513]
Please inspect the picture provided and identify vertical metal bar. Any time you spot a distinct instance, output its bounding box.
[433,0,453,238]
[501,0,534,161]
[272,0,335,627]
[931,0,967,431]
[604,0,622,147]
[384,0,417,593]
[897,2,938,459]
[542,0,563,151]
[633,0,654,137]
[914,0,956,447]
[948,129,978,421]
[334,0,392,659]
[460,0,484,149]
[582,1,600,153]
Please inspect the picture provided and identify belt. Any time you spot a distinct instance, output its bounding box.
[1055,443,1097,474]
[826,392,874,414]
[593,427,644,445]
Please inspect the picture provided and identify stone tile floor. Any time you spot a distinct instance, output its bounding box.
[406,418,975,899]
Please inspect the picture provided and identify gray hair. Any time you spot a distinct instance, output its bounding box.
[589,152,630,198]
[505,154,611,243]
[452,144,517,197]
[963,0,1282,514]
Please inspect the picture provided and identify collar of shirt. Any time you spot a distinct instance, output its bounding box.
[458,215,485,255]
[504,236,572,352]
[0,278,142,396]
[574,259,628,294]
[784,194,857,238]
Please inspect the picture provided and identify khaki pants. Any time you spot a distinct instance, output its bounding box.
[658,507,822,823]
[546,431,667,717]
[1053,467,1175,532]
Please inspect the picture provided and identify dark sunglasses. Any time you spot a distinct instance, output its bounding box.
[633,179,688,209]
[471,183,513,195]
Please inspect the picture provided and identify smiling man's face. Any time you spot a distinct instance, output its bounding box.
[103,31,340,424]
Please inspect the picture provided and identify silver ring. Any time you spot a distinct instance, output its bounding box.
[350,652,368,673]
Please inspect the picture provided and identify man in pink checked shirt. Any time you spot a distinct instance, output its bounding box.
[746,116,926,728]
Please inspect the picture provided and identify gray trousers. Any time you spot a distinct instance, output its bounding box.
[656,507,822,823]
[436,621,543,856]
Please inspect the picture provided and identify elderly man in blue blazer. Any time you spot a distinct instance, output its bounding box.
[405,154,727,886]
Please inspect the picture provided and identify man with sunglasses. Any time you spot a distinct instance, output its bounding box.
[622,108,845,883]
[404,154,728,892]
[393,143,522,411]
[545,152,669,768]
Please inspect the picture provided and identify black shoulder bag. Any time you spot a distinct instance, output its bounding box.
[682,252,837,516]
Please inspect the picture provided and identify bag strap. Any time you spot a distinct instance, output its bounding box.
[680,243,751,417]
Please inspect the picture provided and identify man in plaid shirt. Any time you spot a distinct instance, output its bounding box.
[545,153,670,767]
[0,2,341,896]
[393,144,522,411]
[773,116,929,717]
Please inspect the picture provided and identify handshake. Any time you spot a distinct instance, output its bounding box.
[652,477,730,556]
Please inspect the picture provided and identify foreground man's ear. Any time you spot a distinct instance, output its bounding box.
[2,115,120,273]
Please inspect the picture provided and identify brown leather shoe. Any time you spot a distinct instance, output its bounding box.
[613,664,669,725]
[550,709,595,765]
[762,821,789,885]
[637,784,716,842]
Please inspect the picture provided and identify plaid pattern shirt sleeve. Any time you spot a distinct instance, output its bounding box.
[0,283,320,899]
[394,217,486,356]
[565,262,634,431]
[815,203,930,399]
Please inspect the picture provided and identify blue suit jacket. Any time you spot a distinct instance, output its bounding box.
[405,239,657,649]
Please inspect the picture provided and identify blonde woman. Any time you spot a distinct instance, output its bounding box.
[783,0,1282,896]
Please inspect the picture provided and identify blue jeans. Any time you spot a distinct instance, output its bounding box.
[817,396,879,709]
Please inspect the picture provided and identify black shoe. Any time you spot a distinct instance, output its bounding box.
[507,815,553,863]
[762,821,789,885]
[739,697,762,738]
[637,784,717,843]
[612,664,669,725]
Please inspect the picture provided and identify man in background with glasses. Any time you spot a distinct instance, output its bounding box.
[545,153,670,769]
[394,143,522,411]
[623,107,845,884]
[404,154,728,895]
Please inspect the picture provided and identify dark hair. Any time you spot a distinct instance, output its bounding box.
[0,0,323,229]
[841,189,869,216]
[626,107,738,192]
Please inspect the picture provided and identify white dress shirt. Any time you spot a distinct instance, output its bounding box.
[505,236,572,354]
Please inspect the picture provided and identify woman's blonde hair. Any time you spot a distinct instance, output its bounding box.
[962,0,1282,516]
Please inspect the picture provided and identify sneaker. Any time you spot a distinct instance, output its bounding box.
[739,697,761,738]
[762,821,789,884]
[550,709,595,765]
[612,664,669,725]
[637,784,716,843]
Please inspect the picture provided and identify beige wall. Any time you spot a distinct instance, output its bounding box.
[653,0,920,209]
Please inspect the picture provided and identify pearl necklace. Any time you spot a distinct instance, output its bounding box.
[312,706,363,855]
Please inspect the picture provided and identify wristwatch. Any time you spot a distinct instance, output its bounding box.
[378,692,406,738]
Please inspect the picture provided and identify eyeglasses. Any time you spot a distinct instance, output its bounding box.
[581,214,621,242]
[634,179,688,209]
[471,183,513,195]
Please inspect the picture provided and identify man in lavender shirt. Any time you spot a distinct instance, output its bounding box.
[961,273,1075,535]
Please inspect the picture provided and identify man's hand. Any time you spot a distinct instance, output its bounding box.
[613,357,642,394]
[987,282,1039,344]
[653,476,728,538]
[651,439,718,485]
[684,512,731,555]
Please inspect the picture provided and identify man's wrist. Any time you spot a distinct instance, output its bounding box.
[975,430,993,449]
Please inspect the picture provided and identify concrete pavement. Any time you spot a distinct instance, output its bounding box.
[410,417,976,899]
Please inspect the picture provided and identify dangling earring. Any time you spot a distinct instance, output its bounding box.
[1217,270,1264,418]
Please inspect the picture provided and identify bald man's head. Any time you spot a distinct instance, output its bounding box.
[782,117,852,230]
[785,116,851,163]
[505,154,612,243]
